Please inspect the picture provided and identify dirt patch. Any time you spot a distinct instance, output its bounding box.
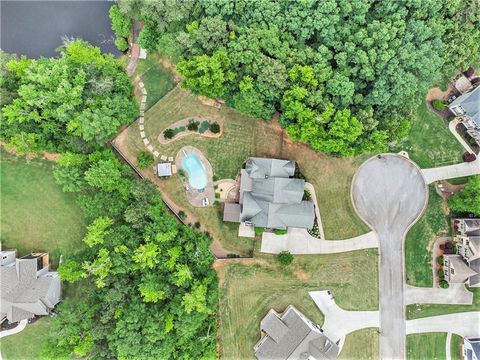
[213,258,268,286]
[436,180,466,201]
[426,87,450,102]
[0,141,61,161]
[295,269,310,281]
[158,57,183,81]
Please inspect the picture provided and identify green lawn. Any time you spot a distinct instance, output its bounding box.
[115,86,368,253]
[392,101,464,168]
[0,151,86,266]
[218,250,379,359]
[132,53,175,109]
[450,334,463,360]
[1,317,51,360]
[407,333,446,360]
[339,328,379,360]
[405,185,450,287]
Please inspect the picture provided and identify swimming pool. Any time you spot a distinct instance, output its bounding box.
[182,154,208,191]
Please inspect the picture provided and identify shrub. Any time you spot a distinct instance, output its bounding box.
[227,253,240,258]
[254,227,264,235]
[215,192,220,199]
[163,129,174,139]
[436,256,444,265]
[209,122,220,133]
[437,269,445,278]
[213,174,219,181]
[432,99,447,111]
[172,126,186,136]
[199,121,210,134]
[277,251,293,265]
[178,169,185,177]
[115,37,129,52]
[178,210,186,220]
[137,151,154,168]
[273,229,288,235]
[187,120,199,131]
[439,280,449,289]
[303,189,312,201]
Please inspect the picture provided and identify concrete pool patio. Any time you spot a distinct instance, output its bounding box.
[175,145,215,207]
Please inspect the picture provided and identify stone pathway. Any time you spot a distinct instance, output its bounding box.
[137,80,154,155]
[261,227,378,254]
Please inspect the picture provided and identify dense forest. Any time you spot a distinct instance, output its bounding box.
[119,0,480,155]
[1,41,218,359]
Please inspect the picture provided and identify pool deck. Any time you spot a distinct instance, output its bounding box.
[175,145,215,207]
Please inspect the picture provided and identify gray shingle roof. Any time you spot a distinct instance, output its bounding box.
[246,158,295,179]
[254,306,339,360]
[0,252,61,323]
[450,85,480,126]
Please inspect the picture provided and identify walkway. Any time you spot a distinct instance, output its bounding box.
[406,312,480,337]
[422,157,480,184]
[309,291,379,342]
[446,333,452,360]
[405,284,473,305]
[261,228,378,254]
[351,154,428,360]
[449,118,476,154]
[0,319,27,338]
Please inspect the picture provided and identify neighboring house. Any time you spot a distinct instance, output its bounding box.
[223,157,315,230]
[448,85,480,145]
[0,251,61,324]
[254,305,339,360]
[463,338,480,360]
[444,219,480,287]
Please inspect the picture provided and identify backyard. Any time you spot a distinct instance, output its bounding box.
[0,151,86,266]
[217,250,379,359]
[114,85,369,254]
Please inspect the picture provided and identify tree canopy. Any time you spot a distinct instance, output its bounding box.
[118,0,480,156]
[449,176,480,216]
[0,40,138,153]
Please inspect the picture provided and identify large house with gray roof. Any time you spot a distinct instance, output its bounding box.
[463,338,480,360]
[254,305,339,360]
[444,219,480,287]
[448,85,480,146]
[223,157,315,230]
[1,251,61,324]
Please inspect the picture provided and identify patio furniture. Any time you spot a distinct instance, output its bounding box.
[168,157,174,162]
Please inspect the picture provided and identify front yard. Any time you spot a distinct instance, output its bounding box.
[217,250,379,359]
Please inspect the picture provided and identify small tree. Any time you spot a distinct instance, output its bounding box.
[439,280,449,289]
[187,120,199,131]
[163,129,175,139]
[209,122,220,133]
[178,210,186,220]
[432,99,447,111]
[115,37,129,52]
[277,251,294,265]
[137,151,154,168]
[437,269,445,278]
[436,256,444,265]
[449,176,480,216]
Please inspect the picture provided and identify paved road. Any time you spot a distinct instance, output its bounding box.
[405,284,473,305]
[406,312,480,337]
[422,157,480,184]
[309,291,379,342]
[352,154,428,360]
[261,228,378,254]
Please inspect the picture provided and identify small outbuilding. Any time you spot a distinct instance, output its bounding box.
[157,163,172,177]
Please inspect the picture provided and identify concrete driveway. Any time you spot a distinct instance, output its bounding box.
[405,283,473,305]
[406,312,480,337]
[351,154,428,360]
[422,157,480,184]
[309,291,379,342]
[261,228,378,254]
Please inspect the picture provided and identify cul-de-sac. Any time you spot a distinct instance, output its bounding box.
[1,1,480,360]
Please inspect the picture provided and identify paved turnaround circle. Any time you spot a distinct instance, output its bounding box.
[351,154,428,360]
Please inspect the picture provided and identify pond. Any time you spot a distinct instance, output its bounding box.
[1,0,121,58]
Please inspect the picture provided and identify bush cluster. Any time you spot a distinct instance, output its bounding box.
[432,99,447,112]
[277,251,294,265]
[137,151,154,168]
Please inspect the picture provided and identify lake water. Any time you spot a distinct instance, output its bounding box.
[1,0,121,58]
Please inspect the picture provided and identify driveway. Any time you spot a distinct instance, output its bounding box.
[406,312,480,337]
[422,157,480,184]
[309,291,379,342]
[351,154,428,360]
[261,228,378,254]
[405,284,473,305]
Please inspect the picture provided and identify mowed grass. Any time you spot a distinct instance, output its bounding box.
[132,53,175,109]
[117,86,368,253]
[405,185,450,287]
[407,333,446,360]
[392,101,464,168]
[0,317,51,360]
[0,151,86,266]
[450,334,463,360]
[218,249,378,359]
[339,328,379,360]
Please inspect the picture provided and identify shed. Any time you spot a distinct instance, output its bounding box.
[157,163,172,177]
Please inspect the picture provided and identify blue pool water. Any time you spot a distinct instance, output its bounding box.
[182,154,208,191]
